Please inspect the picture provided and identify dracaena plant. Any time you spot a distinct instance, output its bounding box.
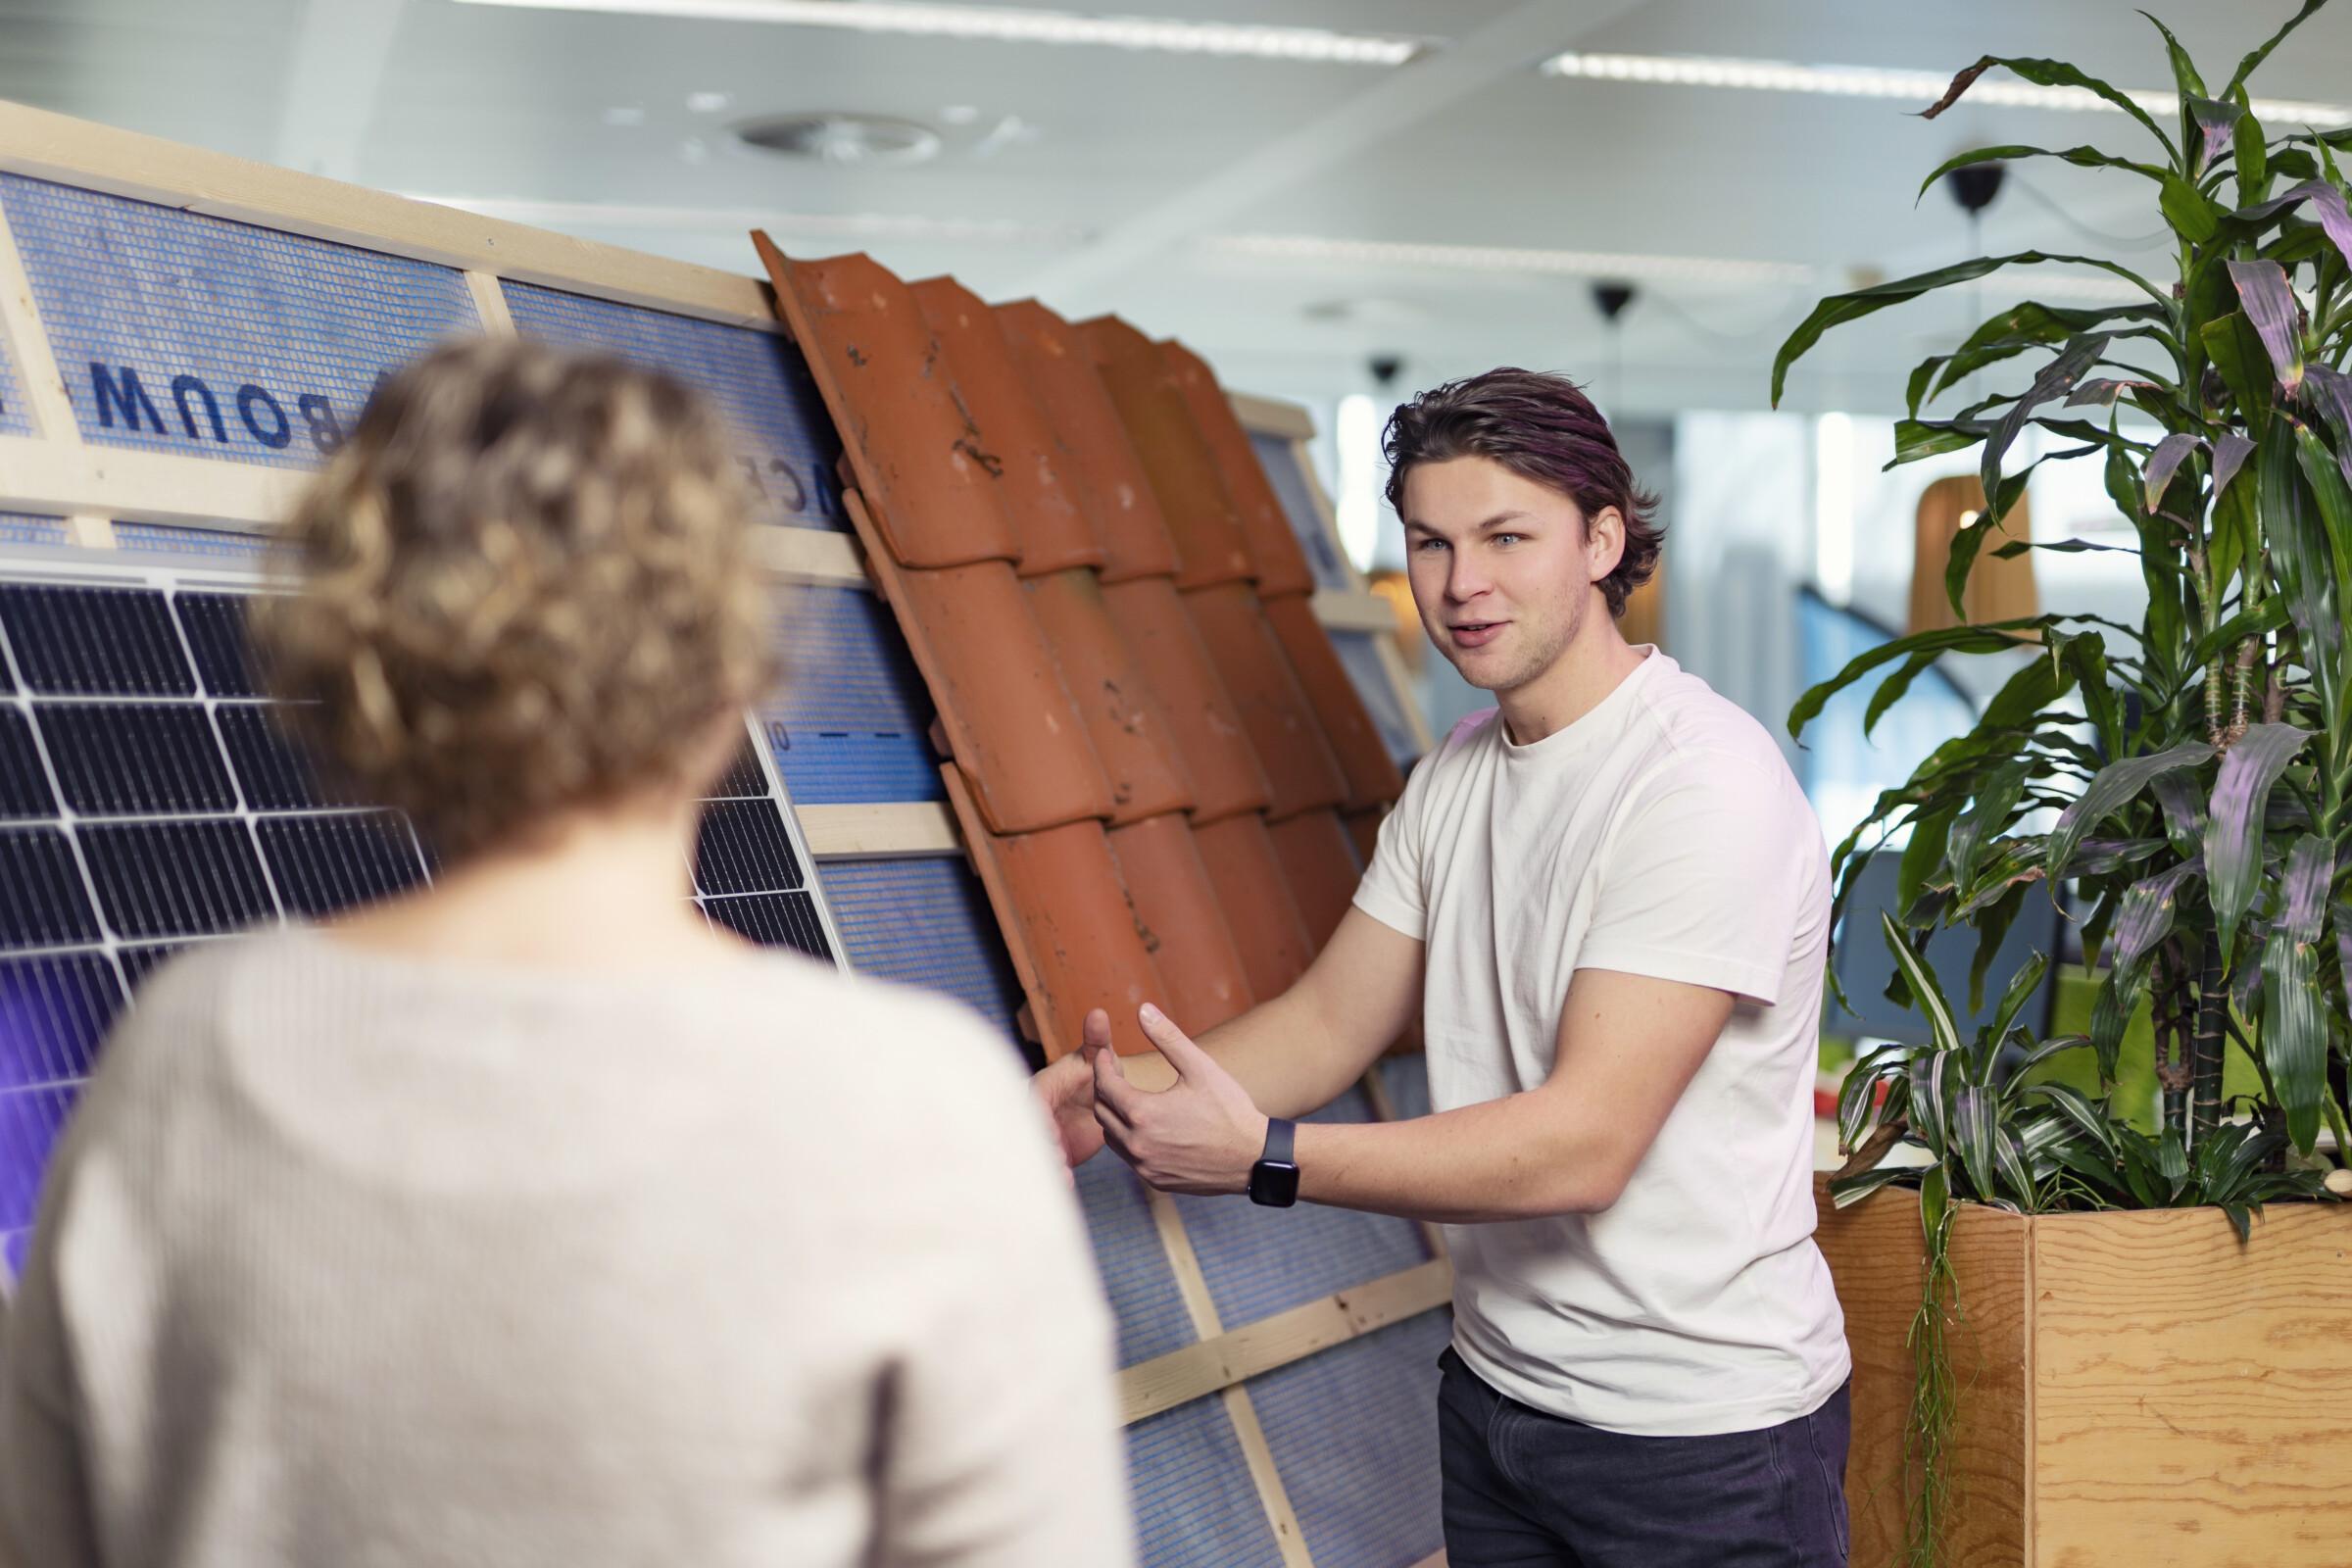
[1774,0,2352,1227]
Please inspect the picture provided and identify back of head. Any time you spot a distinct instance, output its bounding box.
[253,337,772,863]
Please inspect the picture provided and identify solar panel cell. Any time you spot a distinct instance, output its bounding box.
[173,592,260,697]
[0,585,194,696]
[699,892,829,958]
[0,1083,74,1273]
[693,798,804,897]
[0,951,121,1091]
[709,742,768,801]
[0,827,100,947]
[0,710,55,817]
[79,819,273,939]
[36,704,236,815]
[215,704,340,811]
[257,812,427,919]
[117,944,186,990]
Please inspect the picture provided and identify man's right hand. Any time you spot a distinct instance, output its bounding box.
[1033,1008,1117,1169]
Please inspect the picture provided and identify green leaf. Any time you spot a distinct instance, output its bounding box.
[1883,910,1963,1055]
[1923,54,2178,161]
[2261,417,2344,729]
[2045,741,2214,879]
[2229,259,2306,394]
[2234,106,2269,205]
[2223,0,2331,104]
[1891,418,1985,466]
[1773,252,2161,407]
[1947,759,2032,892]
[2204,722,2313,966]
[1918,1159,1951,1246]
[2260,833,2334,1152]
[2139,10,2207,105]
[1787,620,2033,739]
[2291,420,2352,635]
[1967,881,2032,1013]
[2202,312,2275,430]
[2162,172,2224,242]
[1987,951,2052,1054]
[1951,1085,2001,1200]
[1829,1162,1913,1208]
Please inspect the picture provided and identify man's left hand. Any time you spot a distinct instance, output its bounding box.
[1089,1004,1270,1196]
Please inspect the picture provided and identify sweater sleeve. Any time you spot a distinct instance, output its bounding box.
[873,1020,1133,1568]
[0,1162,105,1568]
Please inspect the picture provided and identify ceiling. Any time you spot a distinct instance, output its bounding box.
[4,0,2347,416]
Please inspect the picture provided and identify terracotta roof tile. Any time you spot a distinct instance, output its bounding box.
[1081,315,1257,591]
[1260,594,1406,811]
[760,238,1017,567]
[1021,568,1195,825]
[1106,809,1254,1034]
[1098,576,1270,824]
[1179,581,1348,822]
[1158,338,1318,600]
[996,301,1177,583]
[911,276,1106,577]
[1190,811,1315,1004]
[1266,808,1363,951]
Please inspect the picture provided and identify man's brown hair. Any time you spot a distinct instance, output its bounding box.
[252,337,773,861]
[1383,368,1662,616]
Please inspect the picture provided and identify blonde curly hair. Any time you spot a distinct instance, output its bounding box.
[253,337,774,862]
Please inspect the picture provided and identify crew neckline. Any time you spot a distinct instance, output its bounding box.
[1496,646,1663,760]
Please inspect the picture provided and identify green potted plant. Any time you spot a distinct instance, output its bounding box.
[1772,4,2352,1562]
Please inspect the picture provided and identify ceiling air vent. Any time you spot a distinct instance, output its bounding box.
[735,114,941,167]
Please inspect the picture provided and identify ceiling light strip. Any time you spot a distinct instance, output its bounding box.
[1541,52,2352,126]
[451,0,1424,64]
[413,195,1086,247]
[1201,234,1816,286]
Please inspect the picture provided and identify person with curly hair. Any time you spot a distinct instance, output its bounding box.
[1040,368,1848,1567]
[0,338,1130,1568]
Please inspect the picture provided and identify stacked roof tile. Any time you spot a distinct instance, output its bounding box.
[760,235,1404,1062]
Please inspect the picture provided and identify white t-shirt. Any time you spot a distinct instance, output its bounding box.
[1353,649,1847,1438]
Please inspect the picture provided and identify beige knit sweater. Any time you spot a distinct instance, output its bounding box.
[0,932,1130,1568]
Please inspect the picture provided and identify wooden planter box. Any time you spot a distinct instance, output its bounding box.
[1812,1175,2352,1566]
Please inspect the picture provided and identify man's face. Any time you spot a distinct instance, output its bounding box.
[1398,456,1622,695]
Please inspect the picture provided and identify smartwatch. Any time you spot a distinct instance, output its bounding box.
[1247,1117,1299,1207]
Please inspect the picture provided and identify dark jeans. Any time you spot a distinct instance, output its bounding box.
[1438,1348,1850,1568]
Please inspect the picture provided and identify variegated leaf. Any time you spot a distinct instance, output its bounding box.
[2210,431,2257,498]
[2260,834,2334,1152]
[2143,430,2205,513]
[2205,722,2312,965]
[1881,911,1963,1056]
[2045,741,2213,880]
[2228,259,2305,394]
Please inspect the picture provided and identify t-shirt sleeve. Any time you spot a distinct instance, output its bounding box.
[1575,751,1815,1006]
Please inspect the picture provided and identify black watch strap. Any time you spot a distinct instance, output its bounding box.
[1248,1117,1299,1207]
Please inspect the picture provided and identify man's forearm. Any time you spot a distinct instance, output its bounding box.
[1289,1093,1634,1224]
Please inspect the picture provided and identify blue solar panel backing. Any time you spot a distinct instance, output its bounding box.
[761,584,940,804]
[0,326,31,437]
[503,281,846,533]
[1,174,478,470]
[1250,430,1352,593]
[0,515,66,549]
[115,523,269,564]
[1379,1054,1432,1121]
[1127,1395,1287,1568]
[1330,630,1420,770]
[1072,1149,1199,1368]
[1174,1087,1430,1329]
[817,857,1022,1041]
[1250,1311,1450,1568]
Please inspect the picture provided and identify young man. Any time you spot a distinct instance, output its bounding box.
[1039,368,1847,1567]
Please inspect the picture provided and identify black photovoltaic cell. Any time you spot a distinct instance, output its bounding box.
[36,704,236,815]
[0,952,122,1090]
[693,798,803,897]
[79,819,273,939]
[701,892,829,958]
[710,741,769,801]
[215,704,340,810]
[258,812,427,919]
[0,827,99,947]
[117,944,185,989]
[0,585,193,696]
[0,710,54,818]
[172,593,259,697]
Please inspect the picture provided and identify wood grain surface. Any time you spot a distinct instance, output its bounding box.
[2031,1202,2352,1566]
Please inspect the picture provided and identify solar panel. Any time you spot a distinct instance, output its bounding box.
[761,583,941,805]
[1172,1087,1431,1329]
[0,172,479,470]
[504,281,847,533]
[0,552,844,1271]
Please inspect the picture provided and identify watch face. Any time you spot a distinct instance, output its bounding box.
[1248,1159,1300,1207]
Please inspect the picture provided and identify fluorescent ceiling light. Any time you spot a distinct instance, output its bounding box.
[414,195,1086,247]
[1200,234,1816,287]
[1542,51,2352,126]
[451,0,1426,64]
